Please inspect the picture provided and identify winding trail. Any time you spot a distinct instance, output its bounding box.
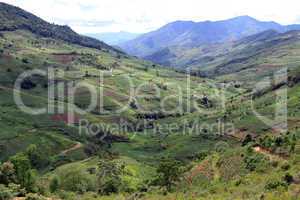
[60,142,83,155]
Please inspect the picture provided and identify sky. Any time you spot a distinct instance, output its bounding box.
[3,0,300,34]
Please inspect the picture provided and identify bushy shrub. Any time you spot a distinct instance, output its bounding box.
[7,183,25,197]
[195,151,208,161]
[0,184,13,200]
[25,193,46,200]
[129,99,138,109]
[0,162,17,185]
[154,158,183,192]
[244,153,268,172]
[22,58,29,64]
[97,160,125,195]
[281,162,290,171]
[10,153,31,188]
[283,173,294,185]
[49,176,60,193]
[57,191,76,200]
[26,145,49,170]
[265,180,287,190]
[60,169,96,194]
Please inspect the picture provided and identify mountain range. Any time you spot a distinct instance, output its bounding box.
[120,15,300,60]
[144,29,300,81]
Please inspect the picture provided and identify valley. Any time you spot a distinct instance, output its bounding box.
[0,2,299,200]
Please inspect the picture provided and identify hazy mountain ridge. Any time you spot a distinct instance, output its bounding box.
[120,16,300,58]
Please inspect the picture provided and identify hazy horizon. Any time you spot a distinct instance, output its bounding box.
[3,0,300,34]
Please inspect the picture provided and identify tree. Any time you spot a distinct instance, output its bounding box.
[283,173,294,185]
[97,160,125,195]
[0,184,13,200]
[0,162,16,185]
[242,134,253,146]
[60,169,94,194]
[23,170,37,193]
[25,145,48,169]
[10,153,31,189]
[244,153,267,172]
[155,158,182,191]
[49,176,60,193]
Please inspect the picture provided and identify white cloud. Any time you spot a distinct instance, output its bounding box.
[2,0,300,33]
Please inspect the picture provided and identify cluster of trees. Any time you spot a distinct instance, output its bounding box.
[0,145,49,199]
[259,134,297,155]
[243,149,269,172]
[48,157,184,196]
[46,159,127,196]
[152,158,183,192]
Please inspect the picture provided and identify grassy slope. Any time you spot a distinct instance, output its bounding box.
[0,30,238,162]
[1,29,300,199]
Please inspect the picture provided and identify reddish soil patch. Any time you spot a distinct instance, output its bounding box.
[186,160,213,185]
[51,113,80,124]
[52,53,77,64]
[253,145,287,160]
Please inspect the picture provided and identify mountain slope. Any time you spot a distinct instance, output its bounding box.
[144,29,300,86]
[0,2,122,53]
[120,16,300,57]
[194,30,300,80]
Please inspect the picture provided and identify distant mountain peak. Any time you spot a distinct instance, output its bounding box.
[120,16,300,57]
[231,15,257,20]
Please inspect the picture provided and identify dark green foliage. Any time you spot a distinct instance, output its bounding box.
[154,158,183,191]
[265,180,287,190]
[259,134,296,156]
[22,58,29,64]
[283,173,294,185]
[49,176,60,193]
[10,153,31,188]
[97,160,125,195]
[25,145,49,170]
[60,169,95,194]
[242,134,253,146]
[281,162,291,171]
[23,170,37,193]
[244,153,268,172]
[195,151,208,161]
[129,99,138,110]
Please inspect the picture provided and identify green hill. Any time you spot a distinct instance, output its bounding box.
[0,2,122,54]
